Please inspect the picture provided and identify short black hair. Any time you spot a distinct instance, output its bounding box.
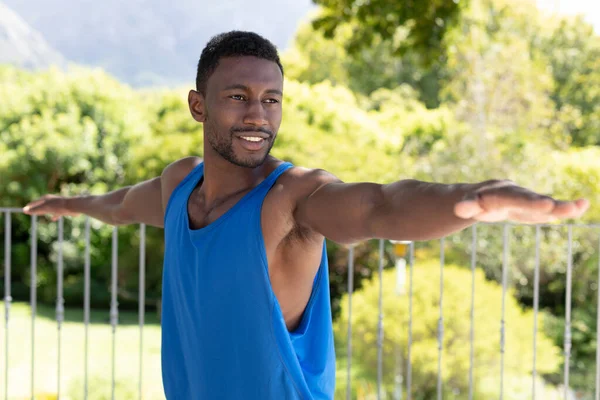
[196,31,284,94]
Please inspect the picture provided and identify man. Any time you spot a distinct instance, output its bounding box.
[23,31,588,399]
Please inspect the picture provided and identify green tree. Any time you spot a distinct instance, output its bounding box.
[283,18,444,107]
[333,260,562,399]
[533,16,600,146]
[440,0,561,155]
[0,66,156,309]
[311,0,467,65]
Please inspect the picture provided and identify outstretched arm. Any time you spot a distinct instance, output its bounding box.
[294,170,589,245]
[23,156,202,228]
[23,177,164,227]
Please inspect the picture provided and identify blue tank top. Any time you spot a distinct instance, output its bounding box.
[161,161,336,399]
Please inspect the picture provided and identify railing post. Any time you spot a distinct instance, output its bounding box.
[500,224,510,400]
[30,216,37,400]
[56,217,65,399]
[564,225,573,398]
[84,217,91,399]
[346,245,354,400]
[595,232,600,400]
[4,212,12,400]
[110,227,119,400]
[407,241,414,400]
[377,239,384,400]
[532,225,541,400]
[437,238,445,400]
[390,239,411,400]
[468,224,477,400]
[139,223,146,400]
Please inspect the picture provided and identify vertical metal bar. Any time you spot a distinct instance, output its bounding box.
[84,217,91,400]
[30,216,37,400]
[56,217,65,399]
[138,224,146,400]
[532,226,541,400]
[564,225,573,399]
[468,224,477,400]
[595,233,600,400]
[437,238,445,400]
[4,212,12,400]
[377,239,385,400]
[500,224,510,400]
[407,241,414,400]
[346,245,354,400]
[110,227,119,400]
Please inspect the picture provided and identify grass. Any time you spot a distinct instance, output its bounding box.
[1,303,387,399]
[1,302,165,400]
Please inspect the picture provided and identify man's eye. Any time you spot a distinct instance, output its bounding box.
[264,99,280,104]
[230,95,246,101]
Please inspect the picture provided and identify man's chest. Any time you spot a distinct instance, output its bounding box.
[185,185,323,331]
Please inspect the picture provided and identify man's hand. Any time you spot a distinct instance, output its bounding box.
[454,180,589,223]
[23,195,81,221]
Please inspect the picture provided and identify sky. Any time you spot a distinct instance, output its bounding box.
[537,0,600,32]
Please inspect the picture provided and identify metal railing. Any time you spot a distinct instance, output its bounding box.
[2,207,600,399]
[2,209,147,399]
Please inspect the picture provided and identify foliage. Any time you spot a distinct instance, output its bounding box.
[533,16,600,146]
[275,80,409,184]
[282,19,444,107]
[333,261,562,399]
[0,66,159,310]
[311,0,467,65]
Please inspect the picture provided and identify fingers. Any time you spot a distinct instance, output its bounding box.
[23,196,66,220]
[479,187,555,213]
[23,195,61,215]
[576,198,591,213]
[455,184,589,223]
[23,195,51,213]
[23,199,46,213]
[23,203,49,215]
[455,188,553,220]
[548,198,589,219]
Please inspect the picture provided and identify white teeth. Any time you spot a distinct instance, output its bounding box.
[240,136,263,142]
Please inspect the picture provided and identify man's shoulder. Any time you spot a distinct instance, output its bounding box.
[265,162,342,211]
[162,156,203,182]
[279,165,342,201]
[160,156,203,212]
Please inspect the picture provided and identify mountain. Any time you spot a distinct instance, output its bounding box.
[2,0,315,87]
[0,2,65,69]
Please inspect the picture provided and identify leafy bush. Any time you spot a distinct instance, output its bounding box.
[333,260,561,399]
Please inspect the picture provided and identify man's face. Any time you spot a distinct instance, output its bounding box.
[193,56,283,168]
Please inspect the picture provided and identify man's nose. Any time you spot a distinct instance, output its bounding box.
[243,99,268,126]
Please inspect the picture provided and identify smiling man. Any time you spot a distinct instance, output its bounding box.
[23,31,589,399]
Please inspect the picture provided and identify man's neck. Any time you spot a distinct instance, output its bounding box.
[200,151,274,207]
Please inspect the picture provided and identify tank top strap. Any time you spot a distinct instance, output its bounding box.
[164,162,204,224]
[267,162,293,184]
[250,161,293,198]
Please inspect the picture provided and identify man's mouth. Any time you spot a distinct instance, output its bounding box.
[235,134,269,150]
[239,136,264,142]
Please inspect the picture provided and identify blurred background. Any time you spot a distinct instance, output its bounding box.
[1,0,599,398]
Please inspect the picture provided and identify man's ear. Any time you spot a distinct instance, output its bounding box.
[188,90,206,123]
